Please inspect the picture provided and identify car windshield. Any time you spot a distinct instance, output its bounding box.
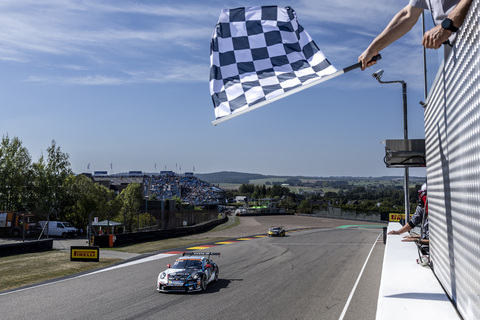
[172,259,202,269]
[62,222,73,228]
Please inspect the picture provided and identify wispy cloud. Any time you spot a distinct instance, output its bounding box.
[0,3,213,56]
[26,60,208,86]
[0,1,217,85]
[297,0,404,26]
[1,0,426,87]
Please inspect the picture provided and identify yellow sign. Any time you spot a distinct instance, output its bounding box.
[389,213,413,222]
[70,246,99,262]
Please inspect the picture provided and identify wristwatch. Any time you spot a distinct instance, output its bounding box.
[442,18,459,32]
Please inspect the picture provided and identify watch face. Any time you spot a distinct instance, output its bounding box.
[442,18,458,32]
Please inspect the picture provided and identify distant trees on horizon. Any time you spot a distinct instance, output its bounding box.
[228,182,421,214]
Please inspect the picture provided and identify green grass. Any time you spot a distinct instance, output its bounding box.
[0,251,121,292]
[217,183,240,190]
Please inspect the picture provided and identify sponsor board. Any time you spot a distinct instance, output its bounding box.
[389,213,413,222]
[70,246,100,262]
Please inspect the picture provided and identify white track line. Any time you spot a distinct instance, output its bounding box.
[0,253,177,296]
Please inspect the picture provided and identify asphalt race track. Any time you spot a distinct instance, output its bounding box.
[0,227,385,320]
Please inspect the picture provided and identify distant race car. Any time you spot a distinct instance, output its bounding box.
[268,226,286,237]
[157,252,220,293]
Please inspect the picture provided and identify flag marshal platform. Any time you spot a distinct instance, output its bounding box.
[70,246,100,262]
[376,223,459,319]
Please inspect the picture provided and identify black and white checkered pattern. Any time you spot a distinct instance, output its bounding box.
[210,6,337,121]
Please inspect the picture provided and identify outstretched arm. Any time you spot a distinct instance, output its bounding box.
[388,223,413,235]
[359,5,423,70]
[422,0,473,48]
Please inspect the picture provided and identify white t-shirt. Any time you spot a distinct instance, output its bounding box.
[410,0,459,46]
[409,0,458,25]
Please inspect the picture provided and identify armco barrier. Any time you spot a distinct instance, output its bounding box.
[311,207,386,222]
[95,216,228,247]
[0,239,54,257]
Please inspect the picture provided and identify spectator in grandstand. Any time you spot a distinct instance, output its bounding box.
[145,173,223,205]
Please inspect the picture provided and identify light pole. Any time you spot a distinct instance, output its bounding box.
[372,69,410,223]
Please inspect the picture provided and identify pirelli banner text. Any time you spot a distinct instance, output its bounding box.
[70,246,100,262]
[389,213,413,222]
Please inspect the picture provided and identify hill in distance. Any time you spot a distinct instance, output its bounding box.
[195,171,426,185]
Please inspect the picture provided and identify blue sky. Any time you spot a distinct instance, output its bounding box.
[1,0,441,177]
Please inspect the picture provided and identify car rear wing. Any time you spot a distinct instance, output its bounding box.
[183,252,221,258]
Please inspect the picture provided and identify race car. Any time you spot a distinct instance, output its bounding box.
[157,252,220,293]
[268,226,286,237]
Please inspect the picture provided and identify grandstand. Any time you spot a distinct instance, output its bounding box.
[92,171,224,205]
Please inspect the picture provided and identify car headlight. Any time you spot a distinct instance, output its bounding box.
[160,272,166,279]
[193,273,201,279]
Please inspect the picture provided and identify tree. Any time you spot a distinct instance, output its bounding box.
[279,195,296,212]
[31,140,72,220]
[298,199,312,214]
[0,135,32,211]
[267,184,290,198]
[171,196,182,211]
[63,174,117,230]
[323,191,336,198]
[149,193,158,201]
[239,183,255,194]
[117,183,143,232]
[284,178,302,186]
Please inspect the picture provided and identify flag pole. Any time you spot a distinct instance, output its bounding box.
[212,55,381,126]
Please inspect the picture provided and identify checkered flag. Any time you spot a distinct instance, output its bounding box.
[210,6,338,125]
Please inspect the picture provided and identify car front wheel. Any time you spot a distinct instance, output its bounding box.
[201,274,207,291]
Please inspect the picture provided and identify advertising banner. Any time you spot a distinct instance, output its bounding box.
[70,246,100,262]
[388,213,413,222]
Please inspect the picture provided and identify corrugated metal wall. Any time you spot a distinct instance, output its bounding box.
[424,1,480,319]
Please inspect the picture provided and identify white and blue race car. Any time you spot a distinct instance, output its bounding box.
[157,252,220,293]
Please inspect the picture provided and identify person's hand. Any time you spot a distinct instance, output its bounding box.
[358,49,379,71]
[388,230,399,235]
[401,236,418,242]
[422,25,452,49]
